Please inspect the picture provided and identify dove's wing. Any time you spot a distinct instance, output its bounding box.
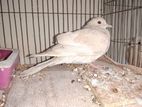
[57,28,110,54]
[56,32,77,46]
[31,28,110,58]
[30,44,91,57]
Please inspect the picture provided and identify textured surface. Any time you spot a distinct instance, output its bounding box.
[5,56,142,107]
[81,57,142,107]
[5,65,98,107]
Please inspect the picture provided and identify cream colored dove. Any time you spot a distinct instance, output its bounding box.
[20,17,112,77]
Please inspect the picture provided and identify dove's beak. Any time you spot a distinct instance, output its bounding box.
[107,24,112,28]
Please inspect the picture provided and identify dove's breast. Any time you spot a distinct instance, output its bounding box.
[75,28,110,58]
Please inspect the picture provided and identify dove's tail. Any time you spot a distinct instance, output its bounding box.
[20,57,65,77]
[30,53,50,58]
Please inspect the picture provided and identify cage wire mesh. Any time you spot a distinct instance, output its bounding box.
[103,0,142,67]
[0,0,142,67]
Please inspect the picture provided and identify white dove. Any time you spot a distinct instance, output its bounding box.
[20,17,112,77]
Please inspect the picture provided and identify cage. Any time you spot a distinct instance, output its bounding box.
[0,0,142,107]
[103,0,142,67]
[0,0,141,67]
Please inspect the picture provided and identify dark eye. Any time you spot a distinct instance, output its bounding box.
[138,42,141,45]
[97,21,101,24]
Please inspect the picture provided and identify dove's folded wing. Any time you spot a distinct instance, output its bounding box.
[58,29,110,54]
[56,32,77,46]
[30,44,92,57]
[31,28,110,58]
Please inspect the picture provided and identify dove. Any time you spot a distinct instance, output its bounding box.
[20,17,112,77]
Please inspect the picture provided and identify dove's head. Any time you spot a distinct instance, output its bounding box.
[84,17,112,29]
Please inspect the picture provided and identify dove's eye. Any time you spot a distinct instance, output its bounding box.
[97,21,101,24]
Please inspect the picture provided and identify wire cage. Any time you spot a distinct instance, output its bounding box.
[0,0,142,67]
[103,0,142,67]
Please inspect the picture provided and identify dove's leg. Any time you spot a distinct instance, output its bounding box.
[20,57,64,77]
